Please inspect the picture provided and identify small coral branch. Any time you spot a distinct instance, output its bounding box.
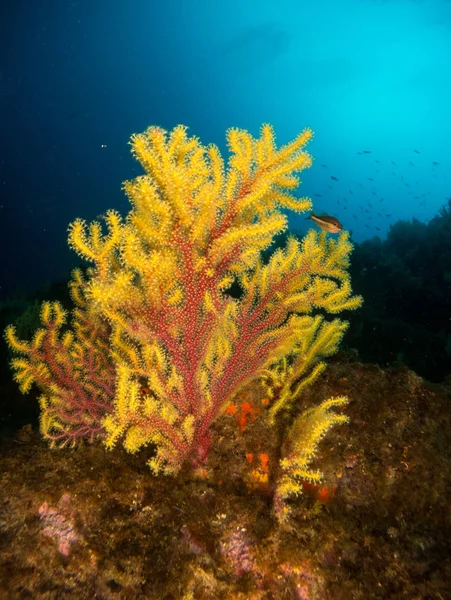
[5,271,115,445]
[273,396,350,522]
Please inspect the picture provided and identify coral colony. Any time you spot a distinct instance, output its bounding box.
[6,124,361,520]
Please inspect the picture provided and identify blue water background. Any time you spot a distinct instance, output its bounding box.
[1,0,450,298]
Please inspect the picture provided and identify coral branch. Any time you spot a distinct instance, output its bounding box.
[6,273,115,445]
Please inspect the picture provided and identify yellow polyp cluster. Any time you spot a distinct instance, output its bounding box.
[246,469,269,492]
[5,302,68,394]
[68,210,122,267]
[276,397,349,500]
[244,453,271,492]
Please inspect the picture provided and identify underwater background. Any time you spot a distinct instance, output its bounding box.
[2,0,451,384]
[1,1,451,598]
[2,0,451,293]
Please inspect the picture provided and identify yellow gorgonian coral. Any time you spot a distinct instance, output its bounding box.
[7,123,362,481]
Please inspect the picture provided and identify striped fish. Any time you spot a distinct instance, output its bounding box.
[306,213,343,234]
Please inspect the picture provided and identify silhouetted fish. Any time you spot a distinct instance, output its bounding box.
[314,194,322,197]
[321,164,328,168]
[362,150,372,154]
[330,176,339,181]
[432,161,440,166]
[391,161,396,166]
[413,149,420,154]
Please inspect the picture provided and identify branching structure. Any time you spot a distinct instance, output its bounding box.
[6,124,362,482]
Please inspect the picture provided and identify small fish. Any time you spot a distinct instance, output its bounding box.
[357,151,362,155]
[362,150,372,154]
[391,161,396,166]
[432,161,440,166]
[409,162,414,166]
[368,178,374,181]
[306,213,343,234]
[375,160,380,163]
[330,175,339,181]
[321,164,328,168]
[414,149,420,154]
[314,194,322,197]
